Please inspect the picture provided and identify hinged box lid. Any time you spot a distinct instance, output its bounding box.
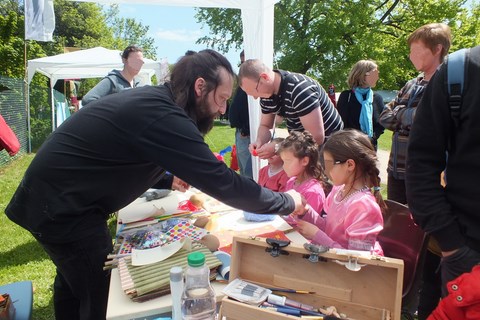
[224,236,404,320]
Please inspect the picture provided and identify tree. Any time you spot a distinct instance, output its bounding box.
[196,0,479,90]
[105,4,157,59]
[0,0,159,151]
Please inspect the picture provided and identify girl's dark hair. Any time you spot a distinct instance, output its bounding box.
[121,45,143,59]
[322,129,386,214]
[170,49,235,126]
[278,131,323,181]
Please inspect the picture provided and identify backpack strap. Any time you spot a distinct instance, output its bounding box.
[447,48,469,129]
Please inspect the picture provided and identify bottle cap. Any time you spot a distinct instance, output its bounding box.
[187,252,205,267]
[170,266,183,282]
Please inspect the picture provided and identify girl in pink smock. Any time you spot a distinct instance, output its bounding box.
[258,137,289,192]
[277,131,326,215]
[294,129,386,255]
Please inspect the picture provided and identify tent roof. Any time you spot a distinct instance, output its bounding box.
[27,46,168,84]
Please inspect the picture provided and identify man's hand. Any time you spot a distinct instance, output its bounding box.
[172,176,189,192]
[254,141,276,159]
[284,189,307,215]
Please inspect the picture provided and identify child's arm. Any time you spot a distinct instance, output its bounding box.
[296,220,340,248]
[299,179,326,214]
[298,205,325,229]
[344,197,383,252]
[292,205,334,246]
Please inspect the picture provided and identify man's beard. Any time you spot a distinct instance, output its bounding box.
[195,96,218,135]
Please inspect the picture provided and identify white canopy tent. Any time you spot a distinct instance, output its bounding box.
[27,46,168,85]
[27,46,169,134]
[69,0,279,180]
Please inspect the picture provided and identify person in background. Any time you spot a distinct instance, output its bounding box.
[406,45,480,307]
[278,131,326,215]
[337,60,385,150]
[238,59,343,159]
[82,45,144,106]
[379,23,452,319]
[244,137,289,222]
[293,129,385,255]
[379,23,451,204]
[5,49,306,320]
[228,50,252,178]
[328,84,337,108]
[258,137,289,192]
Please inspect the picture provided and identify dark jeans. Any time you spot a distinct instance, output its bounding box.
[417,250,441,320]
[39,224,113,320]
[440,246,480,297]
[387,174,407,204]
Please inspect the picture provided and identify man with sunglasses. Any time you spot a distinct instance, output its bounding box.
[238,59,343,159]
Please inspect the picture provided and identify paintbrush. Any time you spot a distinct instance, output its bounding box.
[268,287,316,294]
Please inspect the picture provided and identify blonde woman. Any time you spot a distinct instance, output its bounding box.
[337,60,385,150]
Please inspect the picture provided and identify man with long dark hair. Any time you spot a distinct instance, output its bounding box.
[5,49,305,320]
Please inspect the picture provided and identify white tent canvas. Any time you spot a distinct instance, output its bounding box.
[27,46,168,85]
[26,46,169,135]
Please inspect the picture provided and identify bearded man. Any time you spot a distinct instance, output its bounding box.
[5,49,305,320]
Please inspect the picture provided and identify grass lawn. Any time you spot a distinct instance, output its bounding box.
[0,122,393,319]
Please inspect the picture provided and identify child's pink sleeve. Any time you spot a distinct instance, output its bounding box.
[344,196,384,252]
[300,205,326,230]
[301,181,325,214]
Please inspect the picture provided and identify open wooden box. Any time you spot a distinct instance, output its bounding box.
[220,236,404,320]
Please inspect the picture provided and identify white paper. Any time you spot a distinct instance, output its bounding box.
[118,191,189,224]
[131,238,191,266]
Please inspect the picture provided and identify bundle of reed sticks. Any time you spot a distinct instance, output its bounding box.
[117,244,222,302]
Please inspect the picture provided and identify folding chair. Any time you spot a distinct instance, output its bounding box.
[377,200,428,320]
[0,280,33,320]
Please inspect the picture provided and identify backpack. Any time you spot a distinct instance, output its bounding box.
[447,48,470,130]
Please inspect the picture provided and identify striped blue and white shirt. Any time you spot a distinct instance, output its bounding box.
[261,70,343,137]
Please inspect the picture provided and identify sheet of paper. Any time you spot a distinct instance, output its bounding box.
[131,238,191,266]
[118,191,189,223]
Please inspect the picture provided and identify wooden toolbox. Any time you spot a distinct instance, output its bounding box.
[220,236,404,320]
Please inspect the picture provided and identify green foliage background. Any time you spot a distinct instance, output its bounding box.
[0,0,158,150]
[196,0,480,91]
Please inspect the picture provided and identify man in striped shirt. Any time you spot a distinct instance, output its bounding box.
[239,59,343,159]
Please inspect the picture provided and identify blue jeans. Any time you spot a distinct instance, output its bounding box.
[235,129,253,179]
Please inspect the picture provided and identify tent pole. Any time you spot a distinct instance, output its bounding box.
[51,79,55,132]
[24,39,32,153]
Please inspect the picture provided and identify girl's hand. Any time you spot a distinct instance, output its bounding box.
[295,220,319,240]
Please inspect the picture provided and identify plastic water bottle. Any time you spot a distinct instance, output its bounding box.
[170,266,183,320]
[180,252,216,320]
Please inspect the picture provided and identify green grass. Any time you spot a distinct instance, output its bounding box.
[0,153,56,320]
[377,130,393,153]
[377,130,393,200]
[0,122,236,319]
[204,120,236,167]
[0,122,392,319]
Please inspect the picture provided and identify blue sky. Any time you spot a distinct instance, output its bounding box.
[116,4,242,71]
